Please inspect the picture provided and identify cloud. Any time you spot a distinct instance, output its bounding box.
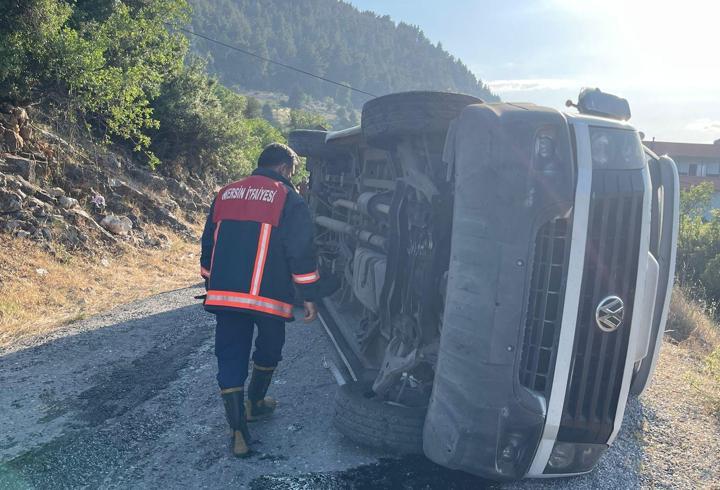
[685,119,720,133]
[487,78,578,92]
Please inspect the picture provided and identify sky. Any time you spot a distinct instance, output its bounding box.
[348,0,720,143]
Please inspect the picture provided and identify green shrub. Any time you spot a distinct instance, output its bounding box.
[150,59,283,177]
[677,183,720,298]
[0,0,295,178]
[701,254,720,302]
[0,0,188,156]
[288,109,328,131]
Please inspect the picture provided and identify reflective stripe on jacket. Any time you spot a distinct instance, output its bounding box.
[200,167,319,320]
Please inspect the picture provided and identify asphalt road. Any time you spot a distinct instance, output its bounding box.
[0,286,646,489]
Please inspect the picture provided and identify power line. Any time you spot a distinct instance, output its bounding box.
[171,25,378,99]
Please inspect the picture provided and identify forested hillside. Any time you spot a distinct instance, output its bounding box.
[1,0,497,176]
[0,0,292,178]
[190,0,498,107]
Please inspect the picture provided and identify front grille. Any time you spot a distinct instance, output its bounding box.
[519,217,571,397]
[558,170,645,443]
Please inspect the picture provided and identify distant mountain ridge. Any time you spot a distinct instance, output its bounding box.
[189,0,498,107]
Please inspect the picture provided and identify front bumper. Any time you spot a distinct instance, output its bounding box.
[423,104,577,480]
[423,107,652,480]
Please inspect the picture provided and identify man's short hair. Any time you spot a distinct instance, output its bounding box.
[258,143,297,168]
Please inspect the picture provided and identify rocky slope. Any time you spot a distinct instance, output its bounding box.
[0,104,211,253]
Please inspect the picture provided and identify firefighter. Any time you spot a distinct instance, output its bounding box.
[200,143,319,457]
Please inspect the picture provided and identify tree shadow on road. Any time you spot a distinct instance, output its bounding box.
[251,455,499,490]
[0,296,214,489]
[249,397,649,490]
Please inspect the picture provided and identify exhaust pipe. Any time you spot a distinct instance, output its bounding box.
[315,216,386,249]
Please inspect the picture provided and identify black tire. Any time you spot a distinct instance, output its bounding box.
[630,354,656,397]
[361,91,483,149]
[629,361,645,397]
[333,380,426,454]
[288,129,346,160]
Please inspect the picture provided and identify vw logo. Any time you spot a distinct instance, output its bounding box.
[595,296,624,332]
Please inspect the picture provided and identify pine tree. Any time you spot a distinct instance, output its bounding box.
[262,102,275,123]
[189,0,498,108]
[287,87,307,109]
[243,96,262,118]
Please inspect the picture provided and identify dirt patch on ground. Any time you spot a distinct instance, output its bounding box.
[638,342,720,488]
[0,231,199,351]
[0,104,216,352]
[635,287,720,488]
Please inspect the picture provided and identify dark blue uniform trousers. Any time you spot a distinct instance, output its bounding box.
[214,311,286,389]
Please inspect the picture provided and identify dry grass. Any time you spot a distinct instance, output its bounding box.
[0,229,200,350]
[665,284,720,416]
[694,348,720,413]
[666,285,720,355]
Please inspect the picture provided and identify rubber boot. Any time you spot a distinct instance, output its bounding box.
[221,387,251,457]
[245,363,278,422]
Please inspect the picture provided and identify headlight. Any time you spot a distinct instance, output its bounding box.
[544,442,608,474]
[492,405,546,479]
[590,127,645,170]
[590,132,611,167]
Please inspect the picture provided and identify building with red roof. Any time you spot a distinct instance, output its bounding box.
[644,140,720,209]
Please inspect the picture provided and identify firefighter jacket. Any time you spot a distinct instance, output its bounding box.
[200,167,319,320]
